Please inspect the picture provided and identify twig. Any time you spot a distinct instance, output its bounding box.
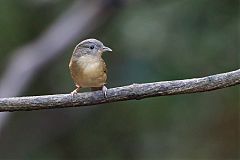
[0,69,239,112]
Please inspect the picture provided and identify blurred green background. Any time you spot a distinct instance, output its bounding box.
[0,0,239,159]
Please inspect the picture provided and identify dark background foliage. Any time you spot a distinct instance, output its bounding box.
[0,0,239,159]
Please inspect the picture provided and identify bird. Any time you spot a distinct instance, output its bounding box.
[69,38,112,97]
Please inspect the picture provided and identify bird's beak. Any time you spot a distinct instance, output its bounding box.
[103,46,112,52]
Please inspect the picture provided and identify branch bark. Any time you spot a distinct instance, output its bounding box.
[0,69,239,112]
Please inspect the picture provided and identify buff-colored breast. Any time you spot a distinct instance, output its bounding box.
[69,55,107,88]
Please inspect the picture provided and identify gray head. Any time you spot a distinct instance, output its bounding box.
[73,38,112,57]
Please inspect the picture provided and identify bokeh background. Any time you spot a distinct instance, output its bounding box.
[0,0,239,159]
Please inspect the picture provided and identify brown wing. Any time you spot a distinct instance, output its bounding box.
[69,57,81,87]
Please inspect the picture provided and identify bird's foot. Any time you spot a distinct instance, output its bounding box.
[71,87,81,99]
[71,90,78,97]
[70,87,81,106]
[102,85,108,98]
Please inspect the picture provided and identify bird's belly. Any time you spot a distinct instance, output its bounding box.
[75,62,106,87]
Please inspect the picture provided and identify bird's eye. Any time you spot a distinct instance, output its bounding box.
[90,45,94,49]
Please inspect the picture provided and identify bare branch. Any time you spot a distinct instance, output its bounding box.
[0,69,239,112]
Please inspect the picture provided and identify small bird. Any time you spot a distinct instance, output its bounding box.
[69,39,112,97]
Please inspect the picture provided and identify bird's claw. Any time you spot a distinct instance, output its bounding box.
[71,87,81,97]
[71,89,78,96]
[102,85,108,98]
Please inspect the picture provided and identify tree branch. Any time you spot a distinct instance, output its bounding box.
[0,69,239,112]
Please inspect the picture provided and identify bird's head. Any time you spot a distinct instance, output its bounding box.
[73,39,112,57]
